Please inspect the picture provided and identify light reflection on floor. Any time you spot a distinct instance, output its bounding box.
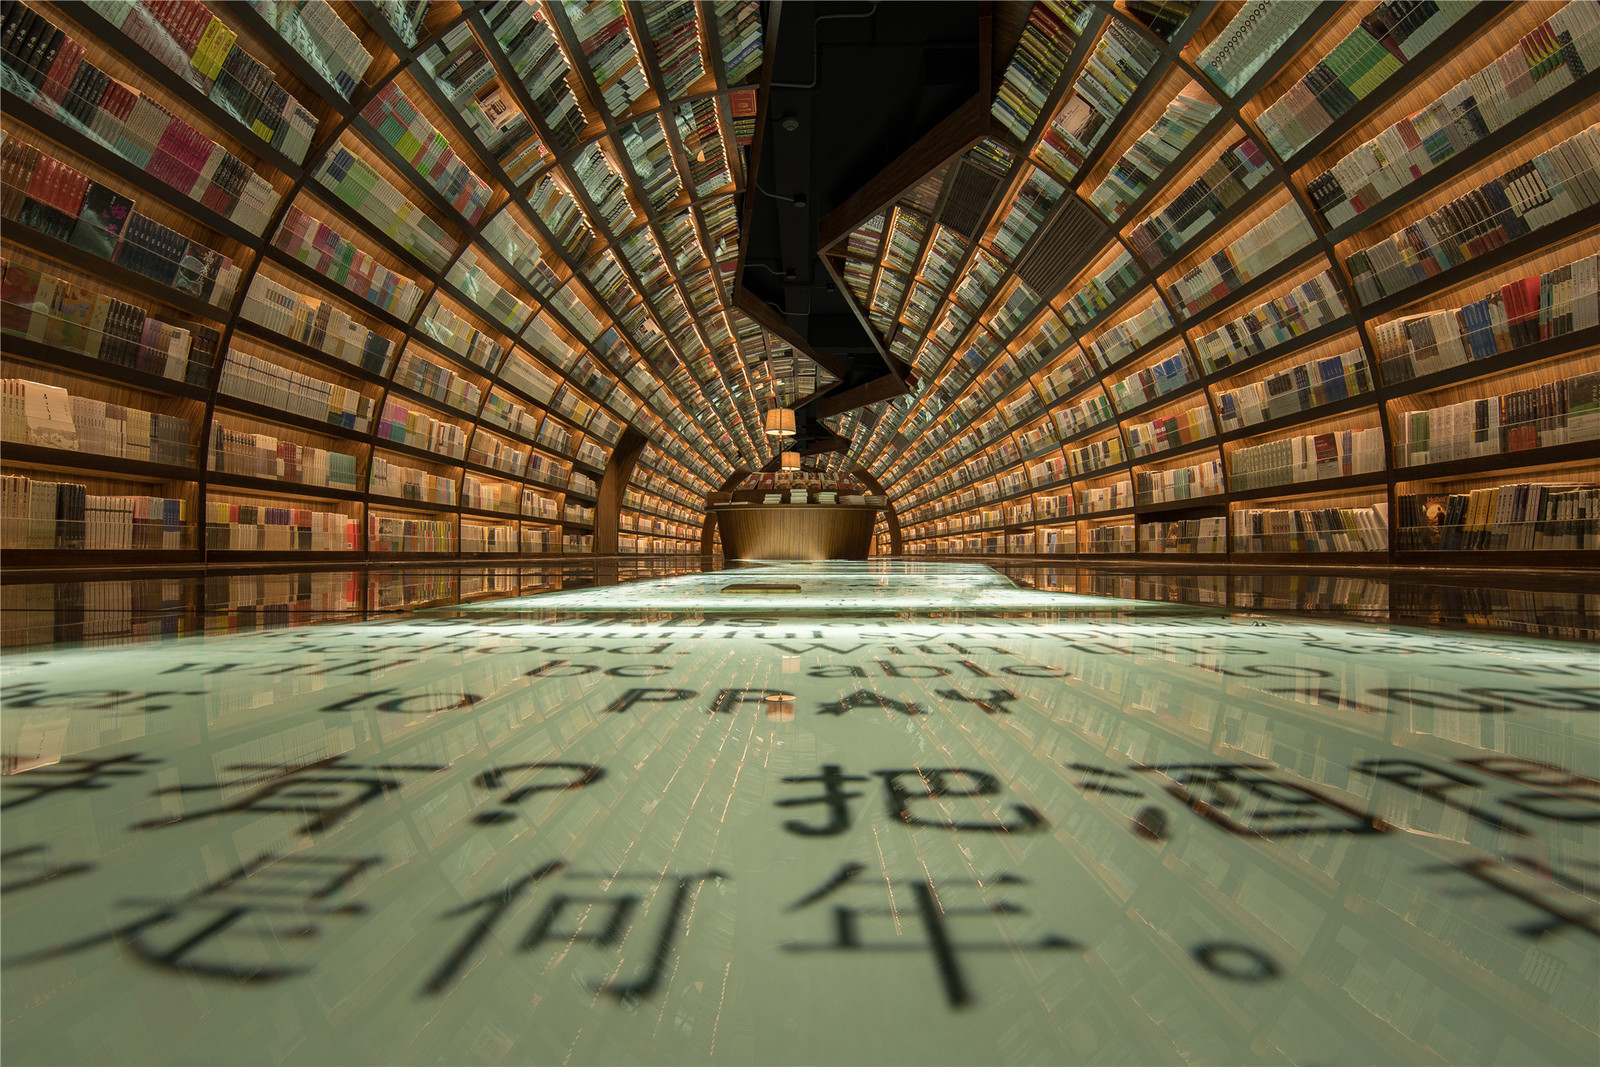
[2,562,1597,1065]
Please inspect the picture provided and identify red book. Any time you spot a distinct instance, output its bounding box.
[38,38,85,106]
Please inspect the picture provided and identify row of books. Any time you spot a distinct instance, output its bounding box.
[416,293,507,371]
[1192,269,1348,375]
[1265,5,1481,160]
[2,7,287,231]
[1135,458,1223,504]
[564,501,595,524]
[1231,503,1390,553]
[1139,516,1226,553]
[990,0,1089,141]
[1397,482,1598,551]
[462,521,523,553]
[376,398,467,458]
[716,0,762,86]
[313,141,457,273]
[568,0,648,120]
[2,475,187,549]
[1107,343,1197,411]
[368,0,429,48]
[2,377,191,465]
[1308,2,1600,230]
[644,1,705,101]
[1215,347,1373,433]
[1346,124,1600,304]
[218,348,376,432]
[461,474,522,514]
[1076,476,1134,516]
[1166,200,1314,318]
[208,424,360,490]
[1127,136,1272,263]
[419,22,536,158]
[77,0,318,161]
[0,258,217,387]
[1126,400,1215,458]
[272,205,425,321]
[1084,522,1136,552]
[1087,83,1219,221]
[525,490,560,520]
[370,456,456,505]
[1062,249,1143,328]
[1033,22,1159,189]
[676,95,731,196]
[393,350,482,414]
[360,81,494,226]
[240,274,396,375]
[1194,2,1318,98]
[484,0,587,152]
[1397,369,1600,466]
[246,0,371,100]
[368,514,454,552]
[2,134,240,306]
[1053,390,1114,440]
[563,531,594,553]
[205,501,356,551]
[1083,295,1173,371]
[1372,254,1599,384]
[468,430,531,477]
[1228,425,1386,491]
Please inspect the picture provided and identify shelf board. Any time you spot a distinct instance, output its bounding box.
[205,471,368,504]
[0,336,210,402]
[1227,470,1389,503]
[1,443,197,482]
[214,395,375,443]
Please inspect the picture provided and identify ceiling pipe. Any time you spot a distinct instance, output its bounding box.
[769,3,880,89]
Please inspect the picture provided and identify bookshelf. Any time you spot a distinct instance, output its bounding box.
[845,0,1599,567]
[2,0,776,568]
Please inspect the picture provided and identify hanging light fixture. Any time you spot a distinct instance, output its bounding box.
[780,451,800,470]
[763,407,796,436]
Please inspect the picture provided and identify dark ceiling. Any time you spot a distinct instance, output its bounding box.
[738,1,983,448]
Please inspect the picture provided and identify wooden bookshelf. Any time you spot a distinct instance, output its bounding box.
[1,0,779,569]
[878,1,1600,566]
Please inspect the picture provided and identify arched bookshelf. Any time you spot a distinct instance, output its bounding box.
[835,0,1599,567]
[1,0,764,568]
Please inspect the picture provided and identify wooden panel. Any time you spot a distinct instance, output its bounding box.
[712,504,879,560]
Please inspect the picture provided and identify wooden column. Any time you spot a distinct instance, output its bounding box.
[594,428,650,555]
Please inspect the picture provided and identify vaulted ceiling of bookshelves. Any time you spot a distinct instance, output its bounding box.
[822,0,1600,537]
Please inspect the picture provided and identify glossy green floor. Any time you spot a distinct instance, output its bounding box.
[2,562,1596,1065]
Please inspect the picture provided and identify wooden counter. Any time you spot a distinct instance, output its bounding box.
[710,503,880,560]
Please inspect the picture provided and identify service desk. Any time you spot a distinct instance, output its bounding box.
[711,503,880,560]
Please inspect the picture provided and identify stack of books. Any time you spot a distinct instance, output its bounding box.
[208,424,359,488]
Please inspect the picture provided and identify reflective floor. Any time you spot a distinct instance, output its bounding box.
[2,562,1597,1065]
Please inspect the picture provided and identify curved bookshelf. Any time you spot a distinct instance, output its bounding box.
[838,1,1599,566]
[2,0,770,567]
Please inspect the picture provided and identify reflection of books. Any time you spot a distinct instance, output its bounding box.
[43,282,95,353]
[71,183,134,258]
